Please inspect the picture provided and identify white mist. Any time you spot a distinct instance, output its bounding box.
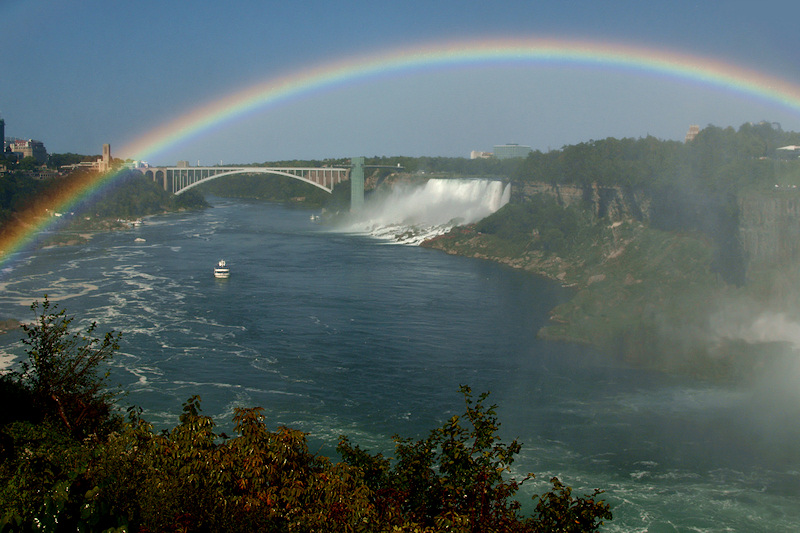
[336,178,510,245]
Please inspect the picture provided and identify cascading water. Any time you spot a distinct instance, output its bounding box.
[336,178,510,244]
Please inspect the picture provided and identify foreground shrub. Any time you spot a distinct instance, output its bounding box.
[7,297,121,436]
[338,385,612,532]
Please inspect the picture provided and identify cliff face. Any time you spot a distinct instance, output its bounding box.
[423,180,794,378]
[738,189,800,270]
[515,181,800,274]
[516,182,651,222]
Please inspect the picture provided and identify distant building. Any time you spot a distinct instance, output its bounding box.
[493,144,532,160]
[470,150,493,159]
[59,144,114,173]
[685,125,700,143]
[777,145,800,160]
[9,138,48,164]
[2,118,48,164]
[97,143,112,172]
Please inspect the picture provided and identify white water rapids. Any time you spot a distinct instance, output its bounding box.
[335,178,510,244]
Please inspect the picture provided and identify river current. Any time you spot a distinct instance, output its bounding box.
[1,193,799,532]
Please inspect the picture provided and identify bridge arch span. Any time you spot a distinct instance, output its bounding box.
[137,165,351,196]
[175,168,335,195]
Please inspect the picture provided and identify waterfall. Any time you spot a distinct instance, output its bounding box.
[336,178,510,245]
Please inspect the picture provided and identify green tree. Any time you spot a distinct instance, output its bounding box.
[529,477,613,533]
[84,397,377,532]
[46,152,96,169]
[0,297,123,529]
[339,386,612,532]
[17,156,39,172]
[11,296,121,436]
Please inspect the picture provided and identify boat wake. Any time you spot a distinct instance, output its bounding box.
[335,178,510,245]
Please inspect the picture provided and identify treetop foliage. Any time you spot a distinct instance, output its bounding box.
[513,122,800,192]
[5,297,121,436]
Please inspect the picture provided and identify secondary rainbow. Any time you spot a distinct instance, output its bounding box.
[3,37,800,271]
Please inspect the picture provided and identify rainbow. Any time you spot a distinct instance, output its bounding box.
[120,38,800,162]
[3,37,800,272]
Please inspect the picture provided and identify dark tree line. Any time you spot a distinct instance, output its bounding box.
[84,171,208,218]
[512,122,800,191]
[194,172,332,207]
[0,168,207,242]
[0,173,47,229]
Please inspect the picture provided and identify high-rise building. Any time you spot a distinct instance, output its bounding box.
[0,118,5,150]
[10,139,48,164]
[493,143,532,160]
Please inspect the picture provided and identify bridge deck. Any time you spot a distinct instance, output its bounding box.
[137,166,351,195]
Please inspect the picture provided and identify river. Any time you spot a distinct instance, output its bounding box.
[1,191,798,532]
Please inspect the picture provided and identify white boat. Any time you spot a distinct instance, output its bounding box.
[214,259,230,278]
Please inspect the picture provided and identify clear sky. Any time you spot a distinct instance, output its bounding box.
[2,0,800,166]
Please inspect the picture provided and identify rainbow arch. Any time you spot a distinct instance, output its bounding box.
[2,37,800,272]
[118,38,800,162]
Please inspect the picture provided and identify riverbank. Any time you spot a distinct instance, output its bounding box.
[39,218,133,248]
[421,218,780,380]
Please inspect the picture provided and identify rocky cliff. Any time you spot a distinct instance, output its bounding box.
[423,179,800,378]
[515,182,651,222]
[516,181,800,275]
[738,189,800,270]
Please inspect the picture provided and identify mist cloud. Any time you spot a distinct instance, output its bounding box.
[336,178,510,244]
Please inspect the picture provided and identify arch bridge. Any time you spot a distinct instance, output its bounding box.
[136,157,374,210]
[139,165,350,195]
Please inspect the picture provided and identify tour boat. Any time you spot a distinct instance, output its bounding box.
[214,259,230,278]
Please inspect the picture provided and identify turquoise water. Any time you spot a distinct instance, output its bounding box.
[1,197,798,531]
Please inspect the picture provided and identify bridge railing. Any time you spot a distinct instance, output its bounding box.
[137,166,351,195]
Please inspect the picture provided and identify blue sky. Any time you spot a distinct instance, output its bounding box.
[2,0,800,165]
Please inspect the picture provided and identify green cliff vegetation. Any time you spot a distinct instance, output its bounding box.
[0,165,208,248]
[82,170,208,220]
[0,298,612,532]
[0,173,48,230]
[423,122,800,379]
